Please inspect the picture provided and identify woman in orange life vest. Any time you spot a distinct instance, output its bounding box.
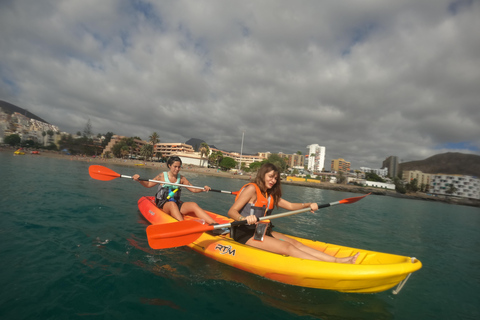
[132,156,224,230]
[228,162,359,264]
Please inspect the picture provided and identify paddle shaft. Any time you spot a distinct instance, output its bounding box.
[122,173,235,194]
[89,165,239,194]
[212,200,344,229]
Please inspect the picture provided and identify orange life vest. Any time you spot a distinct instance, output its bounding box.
[235,183,274,219]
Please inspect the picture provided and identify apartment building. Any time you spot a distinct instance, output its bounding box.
[284,153,305,169]
[331,158,351,173]
[382,156,399,178]
[306,144,326,172]
[360,167,388,177]
[430,174,480,199]
[154,142,195,158]
[402,170,431,187]
[211,147,265,167]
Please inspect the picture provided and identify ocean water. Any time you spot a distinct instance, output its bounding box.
[1,151,479,320]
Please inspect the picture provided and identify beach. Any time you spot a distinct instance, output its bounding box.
[3,147,479,207]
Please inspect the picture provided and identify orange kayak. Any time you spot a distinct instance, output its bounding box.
[138,196,422,293]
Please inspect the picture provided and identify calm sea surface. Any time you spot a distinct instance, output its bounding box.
[1,152,479,320]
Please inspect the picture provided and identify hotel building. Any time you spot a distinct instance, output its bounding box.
[306,144,326,173]
[331,158,351,173]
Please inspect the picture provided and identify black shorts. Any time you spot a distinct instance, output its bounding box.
[157,199,184,211]
[232,223,274,244]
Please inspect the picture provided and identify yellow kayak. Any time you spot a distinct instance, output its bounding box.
[138,196,421,293]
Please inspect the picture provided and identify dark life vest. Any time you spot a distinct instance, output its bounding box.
[155,172,182,207]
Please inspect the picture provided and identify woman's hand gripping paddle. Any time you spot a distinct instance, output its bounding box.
[88,165,240,195]
[146,193,371,249]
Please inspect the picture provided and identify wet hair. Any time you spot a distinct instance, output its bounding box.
[167,156,182,168]
[254,162,282,206]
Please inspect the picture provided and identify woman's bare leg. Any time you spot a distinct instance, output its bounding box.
[271,231,359,264]
[245,236,324,260]
[162,202,184,221]
[180,202,217,224]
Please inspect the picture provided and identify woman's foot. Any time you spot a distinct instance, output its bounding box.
[335,252,360,264]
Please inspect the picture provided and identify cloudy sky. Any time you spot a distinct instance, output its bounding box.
[1,0,479,168]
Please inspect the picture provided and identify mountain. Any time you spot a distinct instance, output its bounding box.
[399,152,480,177]
[185,138,206,151]
[0,100,50,124]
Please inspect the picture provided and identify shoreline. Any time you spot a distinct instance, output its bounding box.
[3,148,479,208]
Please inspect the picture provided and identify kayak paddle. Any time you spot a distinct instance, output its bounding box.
[88,165,240,195]
[146,193,370,249]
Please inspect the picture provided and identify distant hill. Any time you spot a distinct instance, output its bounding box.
[185,138,207,151]
[399,152,480,177]
[0,100,50,124]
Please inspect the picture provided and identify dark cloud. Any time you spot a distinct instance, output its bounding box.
[1,0,479,168]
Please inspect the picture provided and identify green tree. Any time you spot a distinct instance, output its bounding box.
[120,145,130,159]
[406,178,419,193]
[122,137,136,159]
[446,184,457,195]
[266,153,287,173]
[393,177,406,194]
[46,142,58,151]
[101,132,114,148]
[208,151,223,167]
[58,133,89,155]
[219,157,236,171]
[149,132,160,160]
[365,172,385,182]
[83,118,93,138]
[111,141,125,158]
[47,129,54,144]
[24,139,36,148]
[337,171,346,184]
[249,161,263,172]
[5,134,21,146]
[140,144,154,161]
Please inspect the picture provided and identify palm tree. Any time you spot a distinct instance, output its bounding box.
[120,146,130,159]
[140,144,154,161]
[446,184,457,196]
[199,142,210,167]
[209,151,223,167]
[47,129,54,144]
[122,137,136,159]
[149,132,160,161]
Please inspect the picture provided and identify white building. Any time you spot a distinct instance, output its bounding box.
[429,174,479,200]
[306,144,326,173]
[359,180,396,190]
[360,167,388,177]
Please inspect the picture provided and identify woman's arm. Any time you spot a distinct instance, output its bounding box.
[277,198,318,212]
[132,173,163,188]
[228,185,257,224]
[181,176,211,193]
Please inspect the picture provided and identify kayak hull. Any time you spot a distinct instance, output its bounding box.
[138,196,422,293]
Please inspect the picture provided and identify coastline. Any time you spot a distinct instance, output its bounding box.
[3,147,479,208]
